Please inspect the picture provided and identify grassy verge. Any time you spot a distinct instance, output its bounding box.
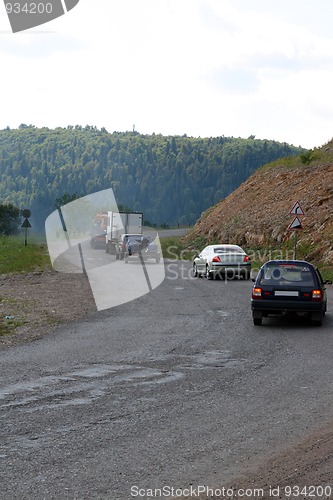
[0,235,49,337]
[0,234,51,274]
[160,236,207,260]
[0,236,63,339]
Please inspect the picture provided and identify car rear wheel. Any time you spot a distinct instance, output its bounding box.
[252,311,263,325]
[206,265,213,280]
[311,312,323,326]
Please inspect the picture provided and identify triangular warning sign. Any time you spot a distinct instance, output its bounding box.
[288,216,303,231]
[289,201,304,215]
[21,218,31,228]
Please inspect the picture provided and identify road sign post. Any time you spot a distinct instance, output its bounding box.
[288,202,304,259]
[21,209,32,246]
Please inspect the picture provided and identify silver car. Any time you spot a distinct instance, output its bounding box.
[193,244,251,280]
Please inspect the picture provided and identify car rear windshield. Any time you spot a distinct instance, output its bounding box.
[259,264,316,287]
[126,235,142,242]
[214,247,243,253]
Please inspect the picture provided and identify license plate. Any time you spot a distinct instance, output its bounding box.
[274,290,299,297]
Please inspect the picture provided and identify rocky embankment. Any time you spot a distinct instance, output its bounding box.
[186,143,333,265]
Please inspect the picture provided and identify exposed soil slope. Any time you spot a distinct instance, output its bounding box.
[187,142,333,264]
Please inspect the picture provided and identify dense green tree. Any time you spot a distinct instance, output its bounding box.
[55,192,82,209]
[0,126,306,230]
[0,203,21,235]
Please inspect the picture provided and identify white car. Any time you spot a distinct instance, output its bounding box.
[193,244,251,280]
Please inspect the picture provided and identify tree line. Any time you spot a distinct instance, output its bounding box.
[0,125,306,231]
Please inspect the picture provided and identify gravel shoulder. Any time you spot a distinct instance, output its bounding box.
[0,270,96,349]
[218,422,333,499]
[1,271,332,497]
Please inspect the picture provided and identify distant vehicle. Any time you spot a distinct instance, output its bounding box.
[142,239,161,263]
[251,260,332,326]
[105,211,143,254]
[192,244,251,280]
[115,233,143,260]
[90,212,107,249]
[116,234,161,263]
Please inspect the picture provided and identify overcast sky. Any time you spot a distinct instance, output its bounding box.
[1,0,333,149]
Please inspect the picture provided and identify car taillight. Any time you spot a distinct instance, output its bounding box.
[212,256,221,263]
[312,289,322,301]
[244,255,251,262]
[252,287,262,299]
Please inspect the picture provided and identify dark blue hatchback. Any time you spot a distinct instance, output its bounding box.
[251,260,332,326]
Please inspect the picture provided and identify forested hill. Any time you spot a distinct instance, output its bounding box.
[0,125,305,230]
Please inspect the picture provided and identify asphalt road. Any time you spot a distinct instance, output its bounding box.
[1,259,333,500]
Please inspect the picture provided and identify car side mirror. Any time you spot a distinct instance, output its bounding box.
[324,280,333,285]
[193,254,200,259]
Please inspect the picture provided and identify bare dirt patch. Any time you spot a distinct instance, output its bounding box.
[176,422,333,499]
[220,422,333,499]
[0,270,96,349]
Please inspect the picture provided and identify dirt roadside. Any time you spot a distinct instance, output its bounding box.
[0,271,332,497]
[0,270,96,349]
[203,422,333,499]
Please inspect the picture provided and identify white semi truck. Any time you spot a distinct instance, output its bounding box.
[105,211,143,254]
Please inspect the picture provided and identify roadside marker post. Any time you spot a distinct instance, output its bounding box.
[21,209,32,246]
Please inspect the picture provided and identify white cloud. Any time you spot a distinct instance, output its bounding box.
[0,0,333,147]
